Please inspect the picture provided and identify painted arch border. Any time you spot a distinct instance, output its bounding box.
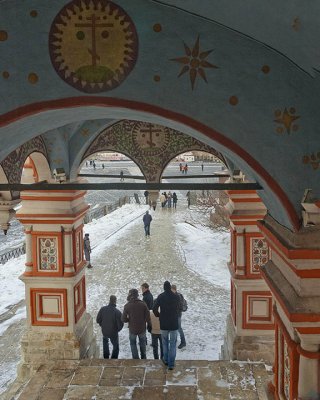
[0,96,300,231]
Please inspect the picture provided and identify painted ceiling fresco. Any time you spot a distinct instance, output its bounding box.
[0,0,320,229]
[83,120,224,182]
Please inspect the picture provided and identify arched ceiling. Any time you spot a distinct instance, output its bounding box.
[0,0,319,231]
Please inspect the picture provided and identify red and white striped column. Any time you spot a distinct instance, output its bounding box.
[259,209,320,400]
[16,189,97,378]
[222,190,275,362]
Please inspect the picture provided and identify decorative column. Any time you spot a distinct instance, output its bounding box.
[222,190,275,362]
[0,198,20,234]
[16,189,98,379]
[259,203,320,400]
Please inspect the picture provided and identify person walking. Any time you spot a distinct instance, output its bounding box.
[149,310,163,360]
[201,163,204,171]
[83,233,92,268]
[171,285,187,349]
[144,190,149,205]
[160,193,166,208]
[167,191,172,208]
[96,295,124,359]
[143,210,152,237]
[141,282,153,310]
[186,191,191,209]
[185,164,188,174]
[122,288,151,359]
[172,192,178,209]
[153,281,180,370]
[120,170,124,181]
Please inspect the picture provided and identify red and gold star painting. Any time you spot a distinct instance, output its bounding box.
[170,36,218,90]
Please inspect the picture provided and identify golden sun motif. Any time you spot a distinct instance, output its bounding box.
[170,36,218,90]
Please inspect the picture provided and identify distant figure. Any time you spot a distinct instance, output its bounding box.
[143,211,152,237]
[141,282,153,310]
[85,161,88,167]
[184,164,188,174]
[122,288,151,359]
[93,161,96,170]
[201,163,204,171]
[96,295,124,359]
[167,191,172,208]
[102,163,105,169]
[186,191,191,208]
[83,233,92,268]
[120,170,124,182]
[149,310,163,360]
[172,192,178,209]
[179,163,182,172]
[144,190,149,205]
[160,193,166,208]
[153,281,180,370]
[171,285,187,349]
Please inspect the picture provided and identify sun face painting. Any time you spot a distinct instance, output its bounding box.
[49,0,138,93]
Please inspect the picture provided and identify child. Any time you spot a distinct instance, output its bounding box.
[149,310,163,360]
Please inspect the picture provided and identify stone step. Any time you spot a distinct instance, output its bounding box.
[13,359,273,400]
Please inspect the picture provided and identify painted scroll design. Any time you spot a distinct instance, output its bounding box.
[83,120,224,182]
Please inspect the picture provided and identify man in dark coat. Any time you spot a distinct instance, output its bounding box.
[83,233,92,268]
[153,281,180,370]
[96,295,124,359]
[142,211,152,237]
[122,288,151,359]
[141,282,153,310]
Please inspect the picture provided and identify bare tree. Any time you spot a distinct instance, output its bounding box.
[194,190,230,231]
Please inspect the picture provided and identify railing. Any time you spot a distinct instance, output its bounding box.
[0,194,146,264]
[0,243,26,265]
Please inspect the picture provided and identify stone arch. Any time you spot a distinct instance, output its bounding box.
[82,119,227,183]
[81,149,147,181]
[0,136,48,185]
[0,99,300,231]
[22,153,52,184]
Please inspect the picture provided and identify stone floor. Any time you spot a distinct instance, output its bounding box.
[14,359,273,400]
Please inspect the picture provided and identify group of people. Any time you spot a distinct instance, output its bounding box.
[179,163,188,173]
[159,191,178,208]
[96,281,187,370]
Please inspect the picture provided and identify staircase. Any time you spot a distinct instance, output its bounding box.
[13,359,273,400]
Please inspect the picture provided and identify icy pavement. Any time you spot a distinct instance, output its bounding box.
[0,201,231,396]
[86,202,230,361]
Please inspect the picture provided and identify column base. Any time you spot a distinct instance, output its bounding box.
[221,314,274,363]
[17,312,98,381]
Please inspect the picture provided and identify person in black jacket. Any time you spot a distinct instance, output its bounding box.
[96,295,124,359]
[141,282,153,310]
[153,281,180,370]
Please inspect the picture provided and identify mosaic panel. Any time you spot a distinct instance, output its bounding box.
[251,238,269,273]
[83,120,225,182]
[38,237,58,271]
[76,232,81,264]
[49,0,138,93]
[283,339,290,400]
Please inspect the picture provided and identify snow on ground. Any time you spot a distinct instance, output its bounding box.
[174,212,230,289]
[0,202,231,394]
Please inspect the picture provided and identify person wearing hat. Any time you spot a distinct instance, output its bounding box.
[122,288,151,359]
[153,281,180,370]
[96,295,123,359]
[83,233,92,268]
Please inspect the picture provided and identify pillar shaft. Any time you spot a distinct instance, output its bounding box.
[260,212,320,400]
[16,189,97,379]
[223,190,274,362]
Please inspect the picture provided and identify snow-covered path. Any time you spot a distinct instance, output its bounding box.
[0,202,230,395]
[87,203,230,361]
